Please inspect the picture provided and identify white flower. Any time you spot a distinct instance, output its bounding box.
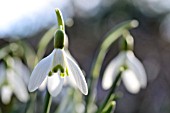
[9,57,30,85]
[28,48,88,96]
[102,50,147,94]
[1,85,12,105]
[0,60,29,104]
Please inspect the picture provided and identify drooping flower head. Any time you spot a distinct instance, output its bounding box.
[0,57,29,104]
[28,9,88,96]
[102,31,147,94]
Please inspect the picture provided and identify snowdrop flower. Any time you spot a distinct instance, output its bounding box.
[0,58,29,104]
[9,57,30,85]
[102,50,147,94]
[28,29,88,97]
[38,35,71,91]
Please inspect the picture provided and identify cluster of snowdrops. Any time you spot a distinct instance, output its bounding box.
[0,9,147,113]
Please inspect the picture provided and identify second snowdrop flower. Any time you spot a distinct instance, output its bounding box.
[102,33,147,94]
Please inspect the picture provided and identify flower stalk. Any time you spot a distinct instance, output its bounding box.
[120,31,134,51]
[95,69,123,113]
[101,101,116,113]
[55,8,65,31]
[43,91,52,113]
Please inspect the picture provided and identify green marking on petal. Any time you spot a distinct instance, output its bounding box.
[48,71,53,76]
[60,73,65,77]
[66,67,69,76]
[120,65,128,72]
[52,64,68,77]
[52,64,64,73]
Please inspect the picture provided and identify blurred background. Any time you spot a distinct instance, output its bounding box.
[1,0,170,113]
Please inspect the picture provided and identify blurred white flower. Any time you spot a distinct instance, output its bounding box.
[9,57,30,85]
[0,58,30,104]
[28,48,88,97]
[102,50,147,94]
[1,85,12,105]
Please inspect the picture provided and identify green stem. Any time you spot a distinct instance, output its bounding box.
[84,20,138,113]
[43,91,52,113]
[84,76,97,113]
[25,93,37,113]
[120,31,134,51]
[101,101,116,113]
[55,9,65,30]
[19,41,36,69]
[96,71,122,113]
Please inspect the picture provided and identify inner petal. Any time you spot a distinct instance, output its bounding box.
[122,70,140,94]
[47,72,64,97]
[52,49,66,68]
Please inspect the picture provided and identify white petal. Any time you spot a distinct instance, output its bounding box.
[65,49,77,63]
[7,69,29,102]
[12,58,30,85]
[52,49,66,68]
[47,72,64,97]
[39,77,47,91]
[64,73,77,88]
[28,50,54,92]
[1,85,12,105]
[102,52,126,90]
[64,34,69,49]
[0,63,6,86]
[122,70,140,94]
[63,51,79,87]
[66,54,88,95]
[126,51,147,88]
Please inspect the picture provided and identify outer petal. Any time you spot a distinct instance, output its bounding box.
[63,52,78,87]
[66,54,88,95]
[102,52,126,90]
[126,51,147,88]
[64,72,77,88]
[7,69,29,102]
[122,70,140,94]
[65,49,77,63]
[1,85,12,105]
[47,72,64,97]
[28,50,54,92]
[64,34,69,49]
